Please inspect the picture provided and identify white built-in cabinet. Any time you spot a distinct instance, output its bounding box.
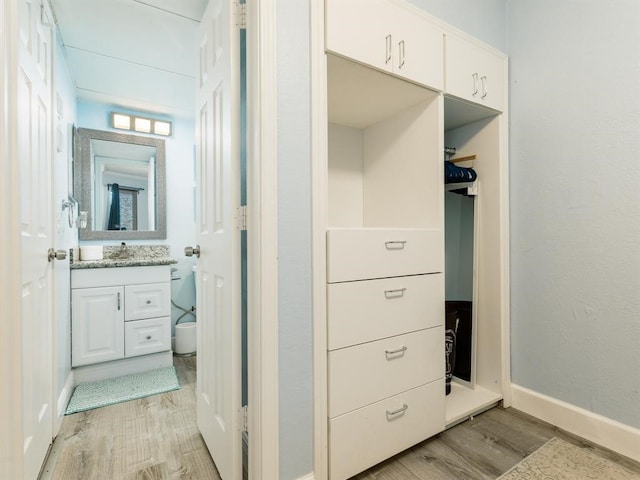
[325,0,443,89]
[322,1,509,478]
[445,33,505,112]
[71,266,171,367]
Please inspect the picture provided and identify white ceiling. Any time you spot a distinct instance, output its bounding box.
[51,0,208,118]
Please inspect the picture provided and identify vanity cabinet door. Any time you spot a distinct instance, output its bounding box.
[72,286,125,367]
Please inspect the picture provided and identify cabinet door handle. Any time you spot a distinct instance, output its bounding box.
[398,40,405,69]
[472,73,479,96]
[385,34,392,65]
[386,403,408,418]
[385,240,406,249]
[146,335,152,340]
[146,300,151,305]
[481,75,487,99]
[117,292,121,310]
[385,345,407,356]
[384,288,406,298]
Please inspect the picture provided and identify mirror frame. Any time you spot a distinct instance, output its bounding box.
[74,127,167,241]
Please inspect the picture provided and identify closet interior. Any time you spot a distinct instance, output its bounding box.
[443,96,505,427]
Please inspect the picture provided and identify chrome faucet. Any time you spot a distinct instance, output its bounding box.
[117,242,129,259]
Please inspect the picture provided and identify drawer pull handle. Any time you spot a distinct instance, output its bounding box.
[472,72,479,96]
[385,346,407,356]
[146,300,151,305]
[146,335,152,340]
[385,240,406,249]
[386,403,408,417]
[384,288,406,298]
[385,34,392,64]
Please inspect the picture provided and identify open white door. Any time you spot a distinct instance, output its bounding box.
[17,0,55,478]
[194,1,242,479]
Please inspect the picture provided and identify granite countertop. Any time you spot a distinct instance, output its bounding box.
[70,244,178,270]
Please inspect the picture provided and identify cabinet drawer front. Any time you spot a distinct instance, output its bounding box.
[72,265,170,288]
[124,317,171,357]
[328,274,443,350]
[125,283,170,321]
[329,328,444,418]
[329,380,445,480]
[327,229,443,283]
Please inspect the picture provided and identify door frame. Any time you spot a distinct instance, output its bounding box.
[309,1,329,479]
[0,0,24,478]
[246,1,279,479]
[0,1,281,479]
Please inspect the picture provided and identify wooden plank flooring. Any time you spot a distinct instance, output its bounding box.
[42,356,221,480]
[353,406,640,479]
[43,358,640,479]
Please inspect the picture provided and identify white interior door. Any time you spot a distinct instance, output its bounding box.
[18,0,55,478]
[195,1,242,479]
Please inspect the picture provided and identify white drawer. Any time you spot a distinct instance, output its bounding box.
[328,273,443,350]
[326,228,443,283]
[329,379,445,480]
[124,317,171,357]
[329,328,444,418]
[124,283,170,321]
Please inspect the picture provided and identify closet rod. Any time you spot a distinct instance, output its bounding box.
[449,154,477,164]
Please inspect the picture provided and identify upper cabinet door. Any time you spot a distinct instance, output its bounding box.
[391,6,443,90]
[325,0,443,90]
[445,33,506,112]
[326,0,395,75]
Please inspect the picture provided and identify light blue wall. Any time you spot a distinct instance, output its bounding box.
[276,1,314,478]
[77,102,197,331]
[507,0,640,428]
[406,0,506,50]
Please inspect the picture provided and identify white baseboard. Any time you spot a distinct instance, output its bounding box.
[511,384,640,463]
[296,474,315,480]
[54,371,75,433]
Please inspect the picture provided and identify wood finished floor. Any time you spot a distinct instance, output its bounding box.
[44,358,640,479]
[352,405,640,480]
[44,356,221,480]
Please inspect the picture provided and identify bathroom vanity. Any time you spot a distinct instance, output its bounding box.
[70,246,177,382]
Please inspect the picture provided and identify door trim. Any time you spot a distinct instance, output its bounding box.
[247,1,279,479]
[1,0,26,478]
[310,1,328,478]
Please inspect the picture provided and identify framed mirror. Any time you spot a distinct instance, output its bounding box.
[74,127,167,240]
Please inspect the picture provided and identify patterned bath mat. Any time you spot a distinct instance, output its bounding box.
[498,437,640,479]
[65,366,180,415]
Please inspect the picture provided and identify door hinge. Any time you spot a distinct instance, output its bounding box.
[240,405,248,432]
[235,2,246,29]
[236,205,248,231]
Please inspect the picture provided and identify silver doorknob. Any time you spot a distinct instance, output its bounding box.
[48,248,67,262]
[184,245,201,258]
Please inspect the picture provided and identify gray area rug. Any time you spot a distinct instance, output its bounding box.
[65,366,180,415]
[498,437,640,479]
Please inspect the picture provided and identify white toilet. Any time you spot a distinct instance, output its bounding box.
[174,265,197,356]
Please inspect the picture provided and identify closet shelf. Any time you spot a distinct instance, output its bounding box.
[448,154,477,164]
[445,181,478,196]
